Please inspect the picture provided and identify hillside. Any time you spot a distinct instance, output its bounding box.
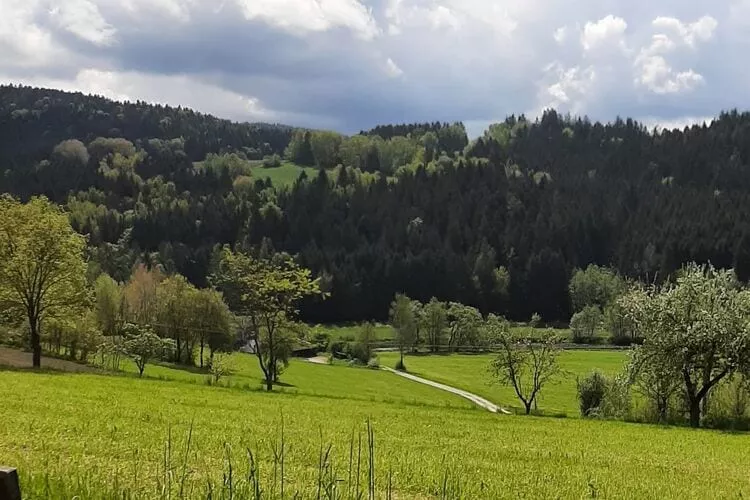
[2,86,750,323]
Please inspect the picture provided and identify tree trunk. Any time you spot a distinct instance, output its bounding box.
[31,329,41,368]
[688,398,701,428]
[524,402,532,415]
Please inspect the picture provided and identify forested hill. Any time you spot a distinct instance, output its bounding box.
[0,85,293,167]
[3,84,750,324]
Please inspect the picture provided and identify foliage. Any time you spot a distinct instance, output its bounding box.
[621,263,750,427]
[208,353,231,383]
[389,294,417,367]
[262,154,282,168]
[446,302,484,351]
[9,87,750,330]
[211,248,323,390]
[490,330,562,414]
[577,371,608,417]
[123,324,173,376]
[348,322,376,364]
[0,196,88,367]
[94,273,123,336]
[569,305,604,344]
[604,302,638,346]
[569,265,625,312]
[421,298,447,352]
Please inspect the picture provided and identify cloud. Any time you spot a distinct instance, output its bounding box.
[50,0,116,46]
[234,0,379,40]
[581,15,627,53]
[385,57,404,77]
[0,1,746,134]
[652,15,717,47]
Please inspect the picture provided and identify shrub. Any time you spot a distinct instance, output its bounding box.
[600,373,632,419]
[577,370,608,417]
[329,340,348,359]
[702,376,750,430]
[367,357,380,370]
[262,154,281,168]
[310,332,330,352]
[395,359,407,371]
[570,306,603,344]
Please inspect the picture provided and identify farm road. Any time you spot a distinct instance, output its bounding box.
[305,355,509,413]
[384,366,510,414]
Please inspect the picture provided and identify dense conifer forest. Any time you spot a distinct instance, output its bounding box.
[3,84,750,323]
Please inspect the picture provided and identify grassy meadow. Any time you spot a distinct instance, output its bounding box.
[248,161,321,187]
[115,352,470,409]
[378,350,629,415]
[3,365,750,499]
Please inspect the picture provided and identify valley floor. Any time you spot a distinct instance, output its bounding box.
[1,348,749,498]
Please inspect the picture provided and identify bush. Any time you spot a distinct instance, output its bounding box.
[600,373,632,419]
[395,359,407,371]
[702,376,750,430]
[310,332,330,353]
[329,340,348,359]
[347,342,370,365]
[570,306,603,344]
[577,370,608,417]
[367,357,380,370]
[262,154,281,168]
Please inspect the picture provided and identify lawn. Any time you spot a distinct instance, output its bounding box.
[2,369,750,499]
[378,350,629,416]
[114,351,471,409]
[249,161,323,187]
[309,323,395,342]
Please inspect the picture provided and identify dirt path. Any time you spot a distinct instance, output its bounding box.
[382,366,511,414]
[307,355,329,365]
[0,346,96,372]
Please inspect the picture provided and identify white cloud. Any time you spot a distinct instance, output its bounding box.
[118,0,195,22]
[553,26,568,44]
[51,0,116,46]
[633,15,716,94]
[652,15,717,47]
[635,55,704,94]
[385,57,403,78]
[234,0,379,40]
[581,15,627,53]
[538,63,597,114]
[427,5,460,31]
[0,0,64,66]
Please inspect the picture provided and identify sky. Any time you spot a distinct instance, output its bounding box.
[2,0,749,136]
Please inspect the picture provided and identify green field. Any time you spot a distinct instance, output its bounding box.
[310,323,395,342]
[115,352,470,409]
[249,161,322,187]
[3,365,750,499]
[379,350,628,415]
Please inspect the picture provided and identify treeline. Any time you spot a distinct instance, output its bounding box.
[0,84,293,167]
[4,86,750,325]
[0,196,322,391]
[284,122,468,173]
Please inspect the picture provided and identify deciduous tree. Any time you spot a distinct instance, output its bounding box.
[622,263,750,427]
[0,196,88,368]
[211,248,323,390]
[389,294,416,369]
[490,329,561,415]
